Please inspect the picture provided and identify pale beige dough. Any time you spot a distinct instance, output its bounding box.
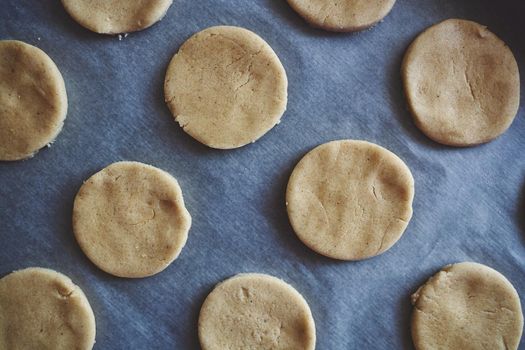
[73,161,191,278]
[411,262,524,350]
[0,267,96,350]
[198,273,316,350]
[61,0,173,34]
[164,26,288,149]
[286,140,414,260]
[402,19,520,146]
[0,40,67,161]
[286,0,396,32]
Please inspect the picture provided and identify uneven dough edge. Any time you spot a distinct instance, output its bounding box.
[0,267,96,349]
[60,0,173,34]
[198,273,316,350]
[410,262,524,350]
[401,18,521,147]
[72,161,192,278]
[286,139,415,261]
[0,40,68,161]
[163,25,288,149]
[286,0,397,32]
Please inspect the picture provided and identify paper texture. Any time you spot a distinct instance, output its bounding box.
[1,0,524,348]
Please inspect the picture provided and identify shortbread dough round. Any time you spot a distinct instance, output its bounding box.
[61,0,173,34]
[411,262,524,350]
[0,40,67,161]
[164,26,288,149]
[402,19,520,146]
[286,140,414,260]
[287,0,397,32]
[73,161,191,278]
[198,273,316,350]
[0,267,96,350]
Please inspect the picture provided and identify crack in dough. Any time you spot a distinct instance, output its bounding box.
[61,0,173,34]
[287,0,397,32]
[286,140,414,260]
[164,26,288,149]
[0,268,96,349]
[402,19,520,146]
[73,161,192,278]
[0,40,67,161]
[411,262,524,350]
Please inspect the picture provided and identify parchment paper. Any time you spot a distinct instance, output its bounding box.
[1,0,524,348]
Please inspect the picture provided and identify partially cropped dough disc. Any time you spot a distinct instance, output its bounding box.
[0,267,96,350]
[411,262,524,350]
[73,161,191,278]
[61,0,173,34]
[164,26,288,149]
[0,40,67,161]
[198,273,316,350]
[402,19,520,146]
[286,140,414,260]
[287,0,397,32]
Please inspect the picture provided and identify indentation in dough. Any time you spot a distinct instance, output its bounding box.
[113,203,156,226]
[240,287,251,301]
[56,285,75,299]
[371,185,380,200]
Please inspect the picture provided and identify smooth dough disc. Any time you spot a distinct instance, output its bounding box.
[286,140,414,260]
[198,273,316,350]
[0,267,96,350]
[61,0,173,34]
[0,40,67,161]
[164,26,288,149]
[73,161,192,278]
[411,262,524,350]
[402,19,520,146]
[286,0,396,32]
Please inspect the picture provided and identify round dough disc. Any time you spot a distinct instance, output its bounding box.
[0,267,96,350]
[286,140,414,260]
[286,0,397,32]
[402,19,520,146]
[198,273,316,350]
[164,26,288,149]
[61,0,173,34]
[0,40,67,161]
[411,262,524,350]
[73,161,192,278]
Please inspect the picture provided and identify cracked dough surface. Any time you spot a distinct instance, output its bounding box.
[198,273,316,350]
[411,262,524,350]
[164,26,288,149]
[0,40,67,161]
[61,0,172,34]
[286,0,396,32]
[73,161,191,278]
[402,19,520,146]
[286,140,414,260]
[0,267,96,350]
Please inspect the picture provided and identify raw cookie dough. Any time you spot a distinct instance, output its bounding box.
[0,40,67,161]
[0,267,96,350]
[286,0,397,32]
[402,19,520,146]
[198,273,316,350]
[411,262,524,350]
[61,0,173,34]
[286,140,414,260]
[164,26,288,149]
[73,161,191,278]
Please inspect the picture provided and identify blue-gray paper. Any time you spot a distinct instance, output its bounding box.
[1,1,524,349]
